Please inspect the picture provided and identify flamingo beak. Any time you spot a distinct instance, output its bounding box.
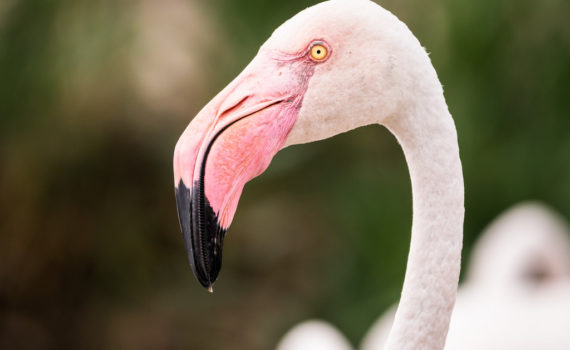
[173,54,315,290]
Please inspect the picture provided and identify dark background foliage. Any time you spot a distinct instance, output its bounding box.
[1,0,568,349]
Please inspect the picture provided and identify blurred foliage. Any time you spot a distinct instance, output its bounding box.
[0,0,569,349]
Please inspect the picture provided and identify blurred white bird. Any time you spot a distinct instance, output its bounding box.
[276,320,353,350]
[278,202,570,350]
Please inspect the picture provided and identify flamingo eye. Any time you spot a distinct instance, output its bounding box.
[309,43,328,61]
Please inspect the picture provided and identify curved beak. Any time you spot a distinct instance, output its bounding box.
[173,54,314,290]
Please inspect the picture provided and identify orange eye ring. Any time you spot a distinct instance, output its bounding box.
[309,43,329,61]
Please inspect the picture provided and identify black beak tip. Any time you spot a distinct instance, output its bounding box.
[175,179,226,291]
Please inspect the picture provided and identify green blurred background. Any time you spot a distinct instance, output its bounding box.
[1,0,569,349]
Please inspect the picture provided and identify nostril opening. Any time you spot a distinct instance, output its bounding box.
[218,95,250,119]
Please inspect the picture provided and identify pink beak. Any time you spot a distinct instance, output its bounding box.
[173,51,317,289]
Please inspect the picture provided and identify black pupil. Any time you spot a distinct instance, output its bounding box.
[316,50,321,54]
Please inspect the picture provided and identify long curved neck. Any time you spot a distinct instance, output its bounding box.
[382,92,464,350]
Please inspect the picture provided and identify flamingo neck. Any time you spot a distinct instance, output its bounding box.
[382,92,464,350]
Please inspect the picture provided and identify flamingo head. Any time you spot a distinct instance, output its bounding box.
[173,0,419,289]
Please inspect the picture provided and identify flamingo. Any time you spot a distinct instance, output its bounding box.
[277,320,353,350]
[278,202,570,349]
[361,202,570,350]
[172,0,464,349]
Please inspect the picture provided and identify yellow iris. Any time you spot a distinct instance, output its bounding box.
[310,44,328,61]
